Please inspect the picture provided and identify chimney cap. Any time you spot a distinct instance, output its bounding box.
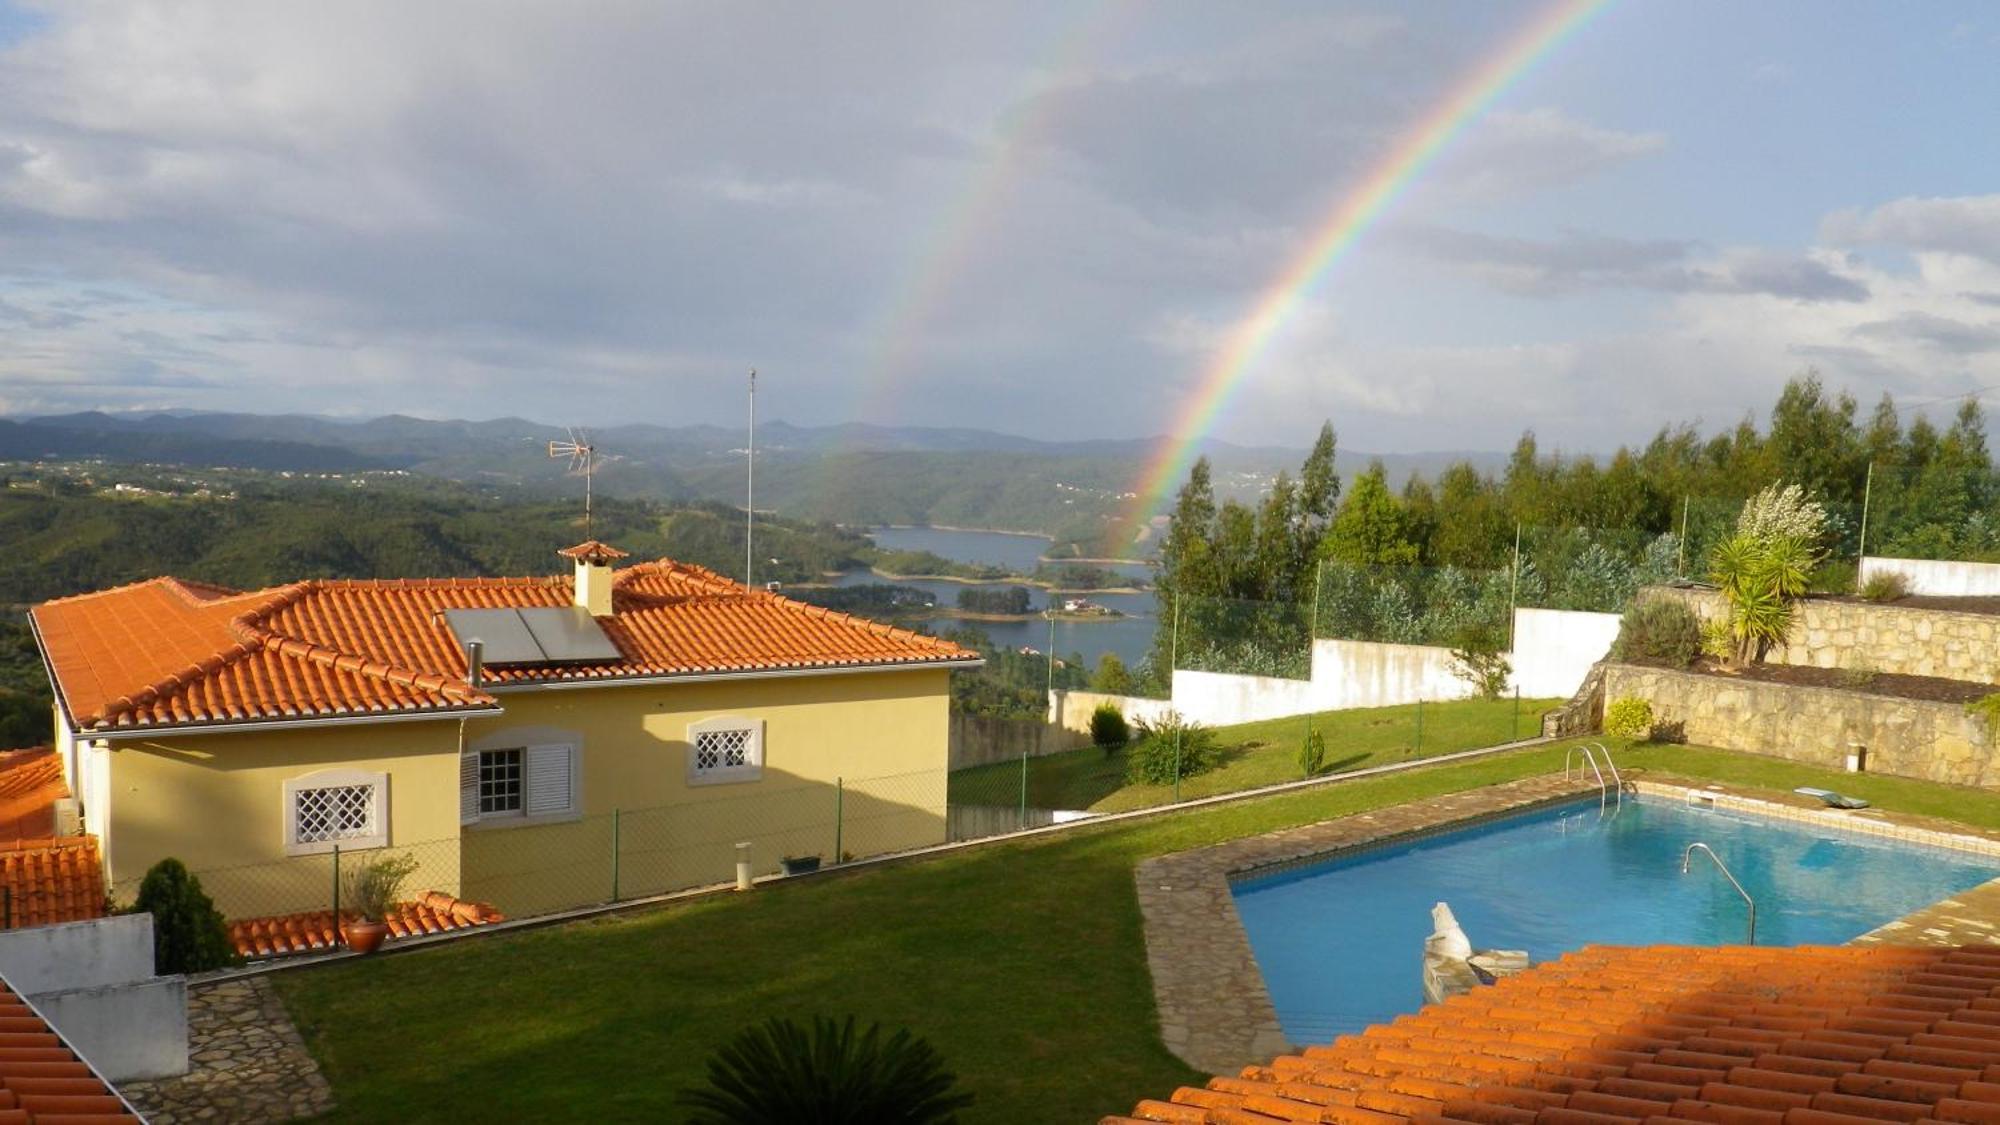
[558,540,630,563]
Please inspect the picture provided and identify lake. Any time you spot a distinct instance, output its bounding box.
[845,527,1158,667]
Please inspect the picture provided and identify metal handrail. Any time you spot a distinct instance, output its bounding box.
[1681,842,1757,944]
[1590,741,1626,796]
[1565,745,1610,813]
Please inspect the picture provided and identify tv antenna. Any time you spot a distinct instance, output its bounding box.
[547,428,598,536]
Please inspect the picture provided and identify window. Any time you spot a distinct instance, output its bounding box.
[479,749,523,815]
[461,744,577,826]
[688,717,763,785]
[284,769,389,856]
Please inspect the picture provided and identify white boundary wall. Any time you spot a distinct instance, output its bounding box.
[0,914,188,1081]
[1051,606,1621,731]
[1860,556,2000,597]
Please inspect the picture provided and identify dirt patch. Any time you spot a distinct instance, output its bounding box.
[1817,592,2000,616]
[1685,656,1994,704]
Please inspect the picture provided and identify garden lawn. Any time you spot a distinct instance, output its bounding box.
[274,740,2000,1122]
[950,695,1558,813]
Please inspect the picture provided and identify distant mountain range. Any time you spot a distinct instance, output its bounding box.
[3,409,1511,548]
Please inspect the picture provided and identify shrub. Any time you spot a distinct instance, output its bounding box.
[1610,598,1702,669]
[131,858,236,975]
[343,853,419,923]
[1090,652,1135,695]
[678,1015,973,1124]
[1604,697,1655,741]
[1088,703,1130,754]
[1126,711,1221,785]
[1699,617,1734,661]
[1298,727,1326,778]
[1860,571,1910,603]
[1447,623,1511,699]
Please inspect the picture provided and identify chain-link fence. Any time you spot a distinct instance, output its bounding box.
[1859,465,2000,564]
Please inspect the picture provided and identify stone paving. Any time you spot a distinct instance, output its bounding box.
[1134,773,1595,1076]
[120,976,334,1123]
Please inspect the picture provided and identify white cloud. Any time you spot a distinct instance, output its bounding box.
[1823,195,2000,266]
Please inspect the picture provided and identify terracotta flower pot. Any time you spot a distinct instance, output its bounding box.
[340,919,390,955]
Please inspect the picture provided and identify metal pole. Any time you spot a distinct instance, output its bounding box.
[834,777,843,863]
[746,368,756,588]
[1678,496,1690,578]
[1414,697,1424,757]
[1513,685,1521,741]
[1170,597,1183,802]
[331,844,341,929]
[1017,752,1028,830]
[1307,560,1323,748]
[1857,462,1875,575]
[610,808,621,903]
[1509,523,1522,650]
[1047,609,1056,700]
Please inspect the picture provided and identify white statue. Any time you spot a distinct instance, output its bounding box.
[1429,901,1472,961]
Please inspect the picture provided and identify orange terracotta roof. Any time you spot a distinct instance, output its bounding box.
[0,837,104,933]
[227,890,504,958]
[557,539,630,561]
[33,558,977,733]
[0,974,140,1121]
[0,751,66,844]
[1107,943,2000,1125]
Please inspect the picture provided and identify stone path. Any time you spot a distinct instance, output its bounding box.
[121,976,334,1123]
[1134,773,1595,1076]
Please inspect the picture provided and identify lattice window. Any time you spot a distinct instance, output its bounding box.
[285,769,388,855]
[479,749,523,815]
[689,719,762,784]
[295,784,377,844]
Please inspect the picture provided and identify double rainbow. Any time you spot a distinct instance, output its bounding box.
[1122,0,1614,536]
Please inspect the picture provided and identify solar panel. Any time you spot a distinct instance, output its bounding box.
[518,607,622,663]
[442,609,546,666]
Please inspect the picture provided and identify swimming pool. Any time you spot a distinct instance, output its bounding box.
[1229,794,2000,1044]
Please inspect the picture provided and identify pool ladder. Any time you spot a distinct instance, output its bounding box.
[1681,842,1757,944]
[1565,742,1626,813]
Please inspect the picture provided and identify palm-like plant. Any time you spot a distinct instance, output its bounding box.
[1709,530,1822,664]
[678,1016,974,1125]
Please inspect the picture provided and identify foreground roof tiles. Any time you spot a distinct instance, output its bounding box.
[0,750,67,844]
[227,891,504,958]
[0,749,105,930]
[0,976,139,1122]
[1108,943,2000,1125]
[33,558,976,733]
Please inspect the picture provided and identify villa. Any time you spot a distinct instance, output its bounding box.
[29,541,980,923]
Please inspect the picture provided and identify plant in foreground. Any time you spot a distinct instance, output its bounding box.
[1610,598,1703,669]
[1089,702,1130,756]
[1859,571,1910,603]
[678,1015,973,1125]
[131,857,237,975]
[1126,710,1222,785]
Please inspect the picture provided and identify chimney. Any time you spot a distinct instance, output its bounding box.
[465,640,484,688]
[559,540,629,617]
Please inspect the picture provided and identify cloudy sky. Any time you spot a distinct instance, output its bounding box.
[2,2,1999,452]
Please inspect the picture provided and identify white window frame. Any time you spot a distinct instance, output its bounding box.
[284,768,389,856]
[461,743,580,829]
[687,717,764,786]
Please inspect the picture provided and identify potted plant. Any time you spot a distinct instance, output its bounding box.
[780,853,821,876]
[340,853,419,954]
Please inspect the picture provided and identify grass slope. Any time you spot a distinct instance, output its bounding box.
[950,696,1558,813]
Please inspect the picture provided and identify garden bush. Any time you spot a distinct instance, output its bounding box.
[131,857,236,975]
[1126,711,1221,785]
[1448,622,1512,699]
[1860,571,1910,603]
[1297,727,1326,778]
[1603,697,1655,741]
[1088,702,1129,753]
[1609,598,1702,668]
[679,1015,973,1124]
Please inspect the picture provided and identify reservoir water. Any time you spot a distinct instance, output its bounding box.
[837,527,1158,667]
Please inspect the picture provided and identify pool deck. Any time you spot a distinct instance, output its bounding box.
[1136,767,2000,1076]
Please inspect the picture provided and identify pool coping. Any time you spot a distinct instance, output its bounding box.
[1136,769,2000,1076]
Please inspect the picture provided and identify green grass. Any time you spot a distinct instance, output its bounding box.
[950,696,1558,813]
[274,739,2000,1122]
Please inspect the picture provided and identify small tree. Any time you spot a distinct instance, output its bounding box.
[1447,623,1511,700]
[1710,482,1826,664]
[1089,703,1130,755]
[1297,727,1327,778]
[1604,697,1655,741]
[131,858,236,975]
[1091,652,1135,695]
[678,1015,973,1124]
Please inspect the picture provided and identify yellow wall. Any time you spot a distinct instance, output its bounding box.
[461,669,951,914]
[102,667,954,920]
[105,721,464,919]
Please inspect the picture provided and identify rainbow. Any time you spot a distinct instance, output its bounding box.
[851,3,1135,420]
[1124,0,1614,535]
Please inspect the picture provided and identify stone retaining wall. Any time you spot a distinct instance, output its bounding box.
[1641,586,2000,681]
[1604,663,2000,786]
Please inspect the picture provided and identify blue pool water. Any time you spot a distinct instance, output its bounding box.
[1230,796,2000,1043]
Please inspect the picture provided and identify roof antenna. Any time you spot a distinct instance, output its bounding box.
[745,368,756,589]
[547,428,597,537]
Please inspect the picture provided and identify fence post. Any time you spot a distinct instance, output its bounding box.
[1678,496,1690,578]
[834,777,844,863]
[1415,698,1424,757]
[1857,461,1875,572]
[331,844,341,929]
[1513,686,1521,741]
[610,808,621,903]
[1018,752,1028,831]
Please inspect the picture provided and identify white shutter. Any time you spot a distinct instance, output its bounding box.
[525,744,574,815]
[459,752,480,825]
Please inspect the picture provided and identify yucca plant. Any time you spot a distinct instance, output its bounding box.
[1708,525,1822,664]
[678,1015,973,1125]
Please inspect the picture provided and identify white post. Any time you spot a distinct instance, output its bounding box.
[734,841,753,890]
[746,369,756,588]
